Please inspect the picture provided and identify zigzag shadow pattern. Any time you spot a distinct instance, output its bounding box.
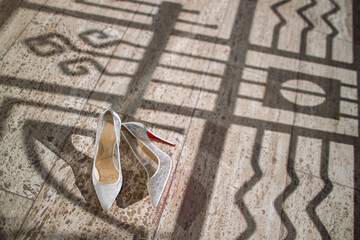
[297,0,316,55]
[273,134,299,240]
[266,0,354,239]
[305,140,332,239]
[235,130,264,240]
[270,0,291,48]
[322,0,340,59]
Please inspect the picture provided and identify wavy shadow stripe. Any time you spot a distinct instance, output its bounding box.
[321,0,340,59]
[271,0,292,48]
[306,140,332,239]
[297,0,316,56]
[274,133,299,240]
[235,130,264,240]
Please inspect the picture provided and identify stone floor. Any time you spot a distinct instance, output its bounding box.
[0,0,359,239]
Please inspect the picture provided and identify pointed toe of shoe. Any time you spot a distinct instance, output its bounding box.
[147,178,164,208]
[93,176,123,212]
[98,197,113,213]
[97,191,115,212]
[147,158,172,207]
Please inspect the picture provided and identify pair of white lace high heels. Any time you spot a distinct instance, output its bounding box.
[92,109,174,212]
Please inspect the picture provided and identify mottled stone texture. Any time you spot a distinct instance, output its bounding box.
[0,0,359,239]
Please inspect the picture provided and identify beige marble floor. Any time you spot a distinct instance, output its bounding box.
[0,0,359,239]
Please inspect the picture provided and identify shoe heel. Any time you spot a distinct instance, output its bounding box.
[147,130,175,147]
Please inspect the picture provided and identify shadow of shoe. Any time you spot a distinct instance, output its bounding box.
[115,137,148,208]
[22,119,102,210]
[22,114,149,211]
[60,128,99,209]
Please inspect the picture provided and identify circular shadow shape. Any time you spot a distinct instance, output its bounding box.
[280,79,326,107]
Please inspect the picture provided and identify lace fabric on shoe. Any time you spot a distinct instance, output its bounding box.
[122,123,172,207]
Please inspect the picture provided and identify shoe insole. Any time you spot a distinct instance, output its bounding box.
[95,121,119,184]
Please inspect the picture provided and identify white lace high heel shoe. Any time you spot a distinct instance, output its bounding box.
[121,122,174,207]
[92,109,122,212]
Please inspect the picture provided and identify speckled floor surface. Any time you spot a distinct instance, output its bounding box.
[0,0,359,239]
